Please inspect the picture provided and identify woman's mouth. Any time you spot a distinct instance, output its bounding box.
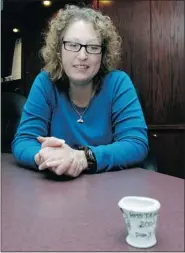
[73,65,89,69]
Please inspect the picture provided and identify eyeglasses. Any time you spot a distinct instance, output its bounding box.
[62,41,102,54]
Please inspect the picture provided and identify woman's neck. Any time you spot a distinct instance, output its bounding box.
[69,81,95,107]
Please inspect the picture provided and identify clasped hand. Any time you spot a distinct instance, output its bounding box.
[34,137,88,177]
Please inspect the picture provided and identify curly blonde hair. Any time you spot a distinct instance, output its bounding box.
[40,4,122,83]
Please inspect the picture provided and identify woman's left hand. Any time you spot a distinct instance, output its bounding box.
[37,137,88,177]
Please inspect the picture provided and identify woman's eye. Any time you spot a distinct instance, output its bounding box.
[69,43,78,48]
[90,46,99,50]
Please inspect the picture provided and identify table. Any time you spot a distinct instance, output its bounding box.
[1,153,184,252]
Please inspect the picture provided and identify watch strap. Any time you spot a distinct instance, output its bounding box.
[77,146,97,173]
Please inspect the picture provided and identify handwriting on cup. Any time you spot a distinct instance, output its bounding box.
[139,220,155,228]
[128,212,158,228]
[129,212,158,219]
[135,232,153,238]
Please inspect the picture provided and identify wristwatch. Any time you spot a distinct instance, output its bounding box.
[78,146,97,173]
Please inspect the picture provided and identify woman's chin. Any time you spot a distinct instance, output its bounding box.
[70,76,92,86]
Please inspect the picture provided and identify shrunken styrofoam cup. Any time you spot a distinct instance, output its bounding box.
[118,196,161,248]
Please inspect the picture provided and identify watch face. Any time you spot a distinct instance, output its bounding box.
[85,148,97,171]
[87,149,94,159]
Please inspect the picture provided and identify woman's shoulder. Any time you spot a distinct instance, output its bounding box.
[29,70,57,99]
[103,70,133,90]
[32,70,55,92]
[27,70,57,108]
[104,70,130,80]
[34,70,52,85]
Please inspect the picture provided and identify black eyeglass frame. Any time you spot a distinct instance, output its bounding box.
[62,41,103,54]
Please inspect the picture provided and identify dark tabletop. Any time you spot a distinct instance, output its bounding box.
[1,153,184,252]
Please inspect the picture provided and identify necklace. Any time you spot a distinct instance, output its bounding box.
[69,91,95,123]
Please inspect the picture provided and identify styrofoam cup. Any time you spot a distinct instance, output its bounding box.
[118,196,161,248]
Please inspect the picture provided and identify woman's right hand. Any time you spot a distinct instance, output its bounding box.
[34,152,42,167]
[37,136,65,148]
[34,136,65,167]
[34,143,87,177]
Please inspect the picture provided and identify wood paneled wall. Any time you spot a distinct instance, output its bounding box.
[98,0,185,125]
[151,1,185,124]
[99,1,151,122]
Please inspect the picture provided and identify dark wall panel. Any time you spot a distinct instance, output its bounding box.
[149,130,185,179]
[99,0,151,123]
[151,0,185,124]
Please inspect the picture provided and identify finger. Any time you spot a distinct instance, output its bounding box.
[38,158,56,170]
[54,159,73,176]
[41,140,65,149]
[38,160,50,170]
[39,158,65,171]
[37,136,63,143]
[38,136,65,144]
[46,152,75,176]
[46,160,64,168]
[38,137,65,149]
[64,162,79,178]
[48,167,57,173]
[55,164,68,176]
[37,136,47,143]
[64,167,78,177]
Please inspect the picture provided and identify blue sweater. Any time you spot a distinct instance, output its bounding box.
[12,70,148,173]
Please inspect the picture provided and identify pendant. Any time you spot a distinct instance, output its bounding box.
[77,118,84,123]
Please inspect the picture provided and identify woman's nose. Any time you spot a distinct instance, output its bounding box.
[77,47,88,60]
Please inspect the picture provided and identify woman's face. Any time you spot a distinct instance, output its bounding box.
[61,20,102,86]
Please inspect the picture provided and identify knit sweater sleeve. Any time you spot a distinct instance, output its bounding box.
[88,72,149,173]
[11,72,54,169]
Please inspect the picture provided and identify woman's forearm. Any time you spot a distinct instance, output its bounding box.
[88,138,149,173]
[12,138,41,169]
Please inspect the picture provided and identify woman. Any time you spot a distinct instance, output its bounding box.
[12,4,149,177]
